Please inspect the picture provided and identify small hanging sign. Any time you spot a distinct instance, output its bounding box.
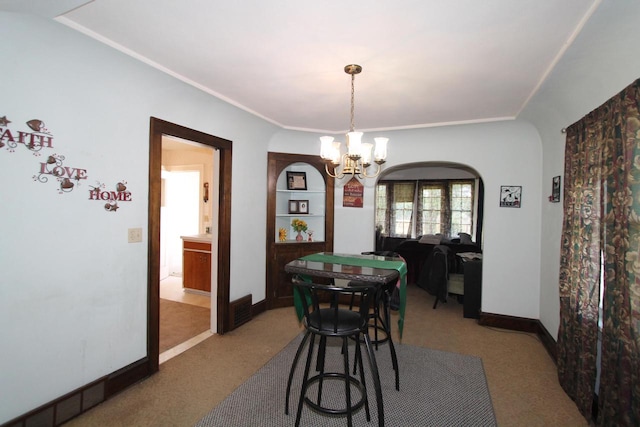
[343,177,364,208]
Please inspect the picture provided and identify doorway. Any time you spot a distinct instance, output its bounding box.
[148,117,232,374]
[159,153,212,359]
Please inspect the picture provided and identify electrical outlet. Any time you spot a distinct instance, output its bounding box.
[128,227,142,243]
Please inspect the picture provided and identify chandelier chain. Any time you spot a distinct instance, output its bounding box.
[350,73,355,132]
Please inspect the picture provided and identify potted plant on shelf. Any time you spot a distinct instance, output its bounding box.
[291,218,308,242]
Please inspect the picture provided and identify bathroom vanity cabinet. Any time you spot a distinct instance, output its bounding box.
[181,234,212,293]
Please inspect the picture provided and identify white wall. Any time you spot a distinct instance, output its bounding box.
[520,0,640,339]
[0,13,277,422]
[270,120,544,320]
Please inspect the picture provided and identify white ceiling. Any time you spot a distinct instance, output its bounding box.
[3,0,601,134]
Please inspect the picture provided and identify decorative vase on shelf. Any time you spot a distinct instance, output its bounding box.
[291,219,307,242]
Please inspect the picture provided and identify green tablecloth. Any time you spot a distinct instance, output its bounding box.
[292,253,408,339]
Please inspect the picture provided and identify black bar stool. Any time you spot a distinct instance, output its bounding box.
[348,279,400,392]
[351,251,401,391]
[285,276,384,427]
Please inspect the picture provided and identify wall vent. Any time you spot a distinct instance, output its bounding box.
[229,294,252,330]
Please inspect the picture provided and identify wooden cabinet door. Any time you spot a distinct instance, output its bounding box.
[267,244,299,308]
[183,249,211,292]
[267,242,327,309]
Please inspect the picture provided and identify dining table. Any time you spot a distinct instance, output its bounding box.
[284,252,408,339]
[284,252,407,427]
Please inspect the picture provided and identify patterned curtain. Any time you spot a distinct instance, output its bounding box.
[559,109,603,419]
[559,79,640,425]
[441,182,452,237]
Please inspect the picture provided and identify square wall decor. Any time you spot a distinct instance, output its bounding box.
[500,185,522,208]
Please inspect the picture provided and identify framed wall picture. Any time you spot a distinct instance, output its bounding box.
[499,185,522,208]
[286,171,307,190]
[551,176,561,202]
[288,200,309,214]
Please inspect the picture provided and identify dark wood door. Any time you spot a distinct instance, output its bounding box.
[266,152,334,310]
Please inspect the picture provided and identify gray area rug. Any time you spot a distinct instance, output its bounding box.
[196,334,496,426]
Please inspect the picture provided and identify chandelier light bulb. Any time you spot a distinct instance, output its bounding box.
[320,136,335,160]
[361,143,373,166]
[330,141,341,164]
[347,131,363,159]
[374,137,388,163]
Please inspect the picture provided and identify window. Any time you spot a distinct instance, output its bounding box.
[376,180,474,239]
[418,184,442,235]
[391,182,415,237]
[449,182,474,237]
[375,181,415,237]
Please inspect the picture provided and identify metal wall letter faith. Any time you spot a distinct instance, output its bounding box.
[0,116,54,155]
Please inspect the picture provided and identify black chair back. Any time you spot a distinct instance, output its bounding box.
[292,276,376,336]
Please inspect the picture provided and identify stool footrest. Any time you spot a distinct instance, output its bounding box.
[304,373,366,416]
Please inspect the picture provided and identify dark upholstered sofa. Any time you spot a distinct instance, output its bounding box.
[376,236,481,284]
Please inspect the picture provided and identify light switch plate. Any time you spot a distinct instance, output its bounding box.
[128,228,142,243]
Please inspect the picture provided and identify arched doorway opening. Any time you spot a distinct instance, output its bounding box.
[373,161,484,307]
[374,161,483,247]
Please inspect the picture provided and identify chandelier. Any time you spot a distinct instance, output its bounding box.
[319,64,388,179]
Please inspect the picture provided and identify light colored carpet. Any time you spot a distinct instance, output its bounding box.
[196,333,496,426]
[160,298,210,353]
[64,285,588,427]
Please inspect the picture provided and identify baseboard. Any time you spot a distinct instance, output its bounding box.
[479,312,557,363]
[252,298,267,317]
[2,357,152,427]
[4,297,271,426]
[535,319,557,362]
